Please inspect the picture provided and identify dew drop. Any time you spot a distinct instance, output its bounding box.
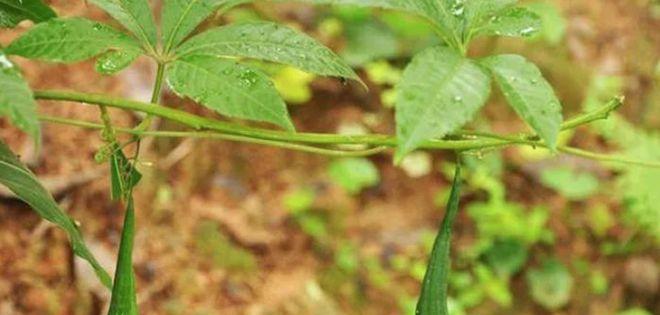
[519,27,537,37]
[0,54,14,69]
[451,0,465,17]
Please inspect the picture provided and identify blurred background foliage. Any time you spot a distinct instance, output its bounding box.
[0,0,659,315]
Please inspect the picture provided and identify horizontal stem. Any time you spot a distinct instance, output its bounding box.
[34,90,513,151]
[39,116,388,158]
[33,90,660,168]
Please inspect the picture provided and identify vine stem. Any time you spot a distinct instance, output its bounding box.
[33,90,660,168]
[39,116,389,158]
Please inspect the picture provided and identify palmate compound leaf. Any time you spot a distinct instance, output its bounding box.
[0,0,56,28]
[395,46,491,162]
[6,17,143,72]
[0,50,40,143]
[0,140,113,289]
[167,55,295,131]
[175,21,360,81]
[88,0,157,50]
[296,0,463,48]
[481,54,563,150]
[416,163,462,315]
[161,0,249,52]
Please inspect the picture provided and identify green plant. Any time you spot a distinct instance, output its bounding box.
[1,1,659,314]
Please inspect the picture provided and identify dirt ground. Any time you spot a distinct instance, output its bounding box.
[0,1,659,315]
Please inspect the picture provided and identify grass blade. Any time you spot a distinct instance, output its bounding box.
[0,140,112,288]
[108,197,138,315]
[416,162,462,315]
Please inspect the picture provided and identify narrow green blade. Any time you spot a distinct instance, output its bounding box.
[416,163,462,315]
[108,197,138,315]
[0,140,112,288]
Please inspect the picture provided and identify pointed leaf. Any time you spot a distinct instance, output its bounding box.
[6,18,143,63]
[416,163,462,315]
[0,50,40,142]
[0,0,56,28]
[482,54,563,149]
[395,46,491,161]
[108,198,138,315]
[299,0,462,48]
[167,55,294,130]
[0,140,113,289]
[176,21,359,80]
[88,0,157,49]
[161,0,248,52]
[473,7,541,38]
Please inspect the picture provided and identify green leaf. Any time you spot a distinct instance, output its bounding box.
[109,146,142,202]
[483,238,528,276]
[328,158,380,194]
[416,163,462,315]
[300,0,462,49]
[341,19,400,66]
[481,54,563,150]
[88,0,157,49]
[0,51,40,142]
[526,259,573,311]
[176,21,359,81]
[0,140,112,289]
[0,0,56,28]
[539,167,599,201]
[167,55,294,130]
[6,18,143,64]
[463,0,516,37]
[473,7,541,38]
[524,1,566,45]
[395,46,491,162]
[95,48,142,75]
[161,0,248,52]
[108,198,138,315]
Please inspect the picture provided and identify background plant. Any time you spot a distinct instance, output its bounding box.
[0,0,659,314]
